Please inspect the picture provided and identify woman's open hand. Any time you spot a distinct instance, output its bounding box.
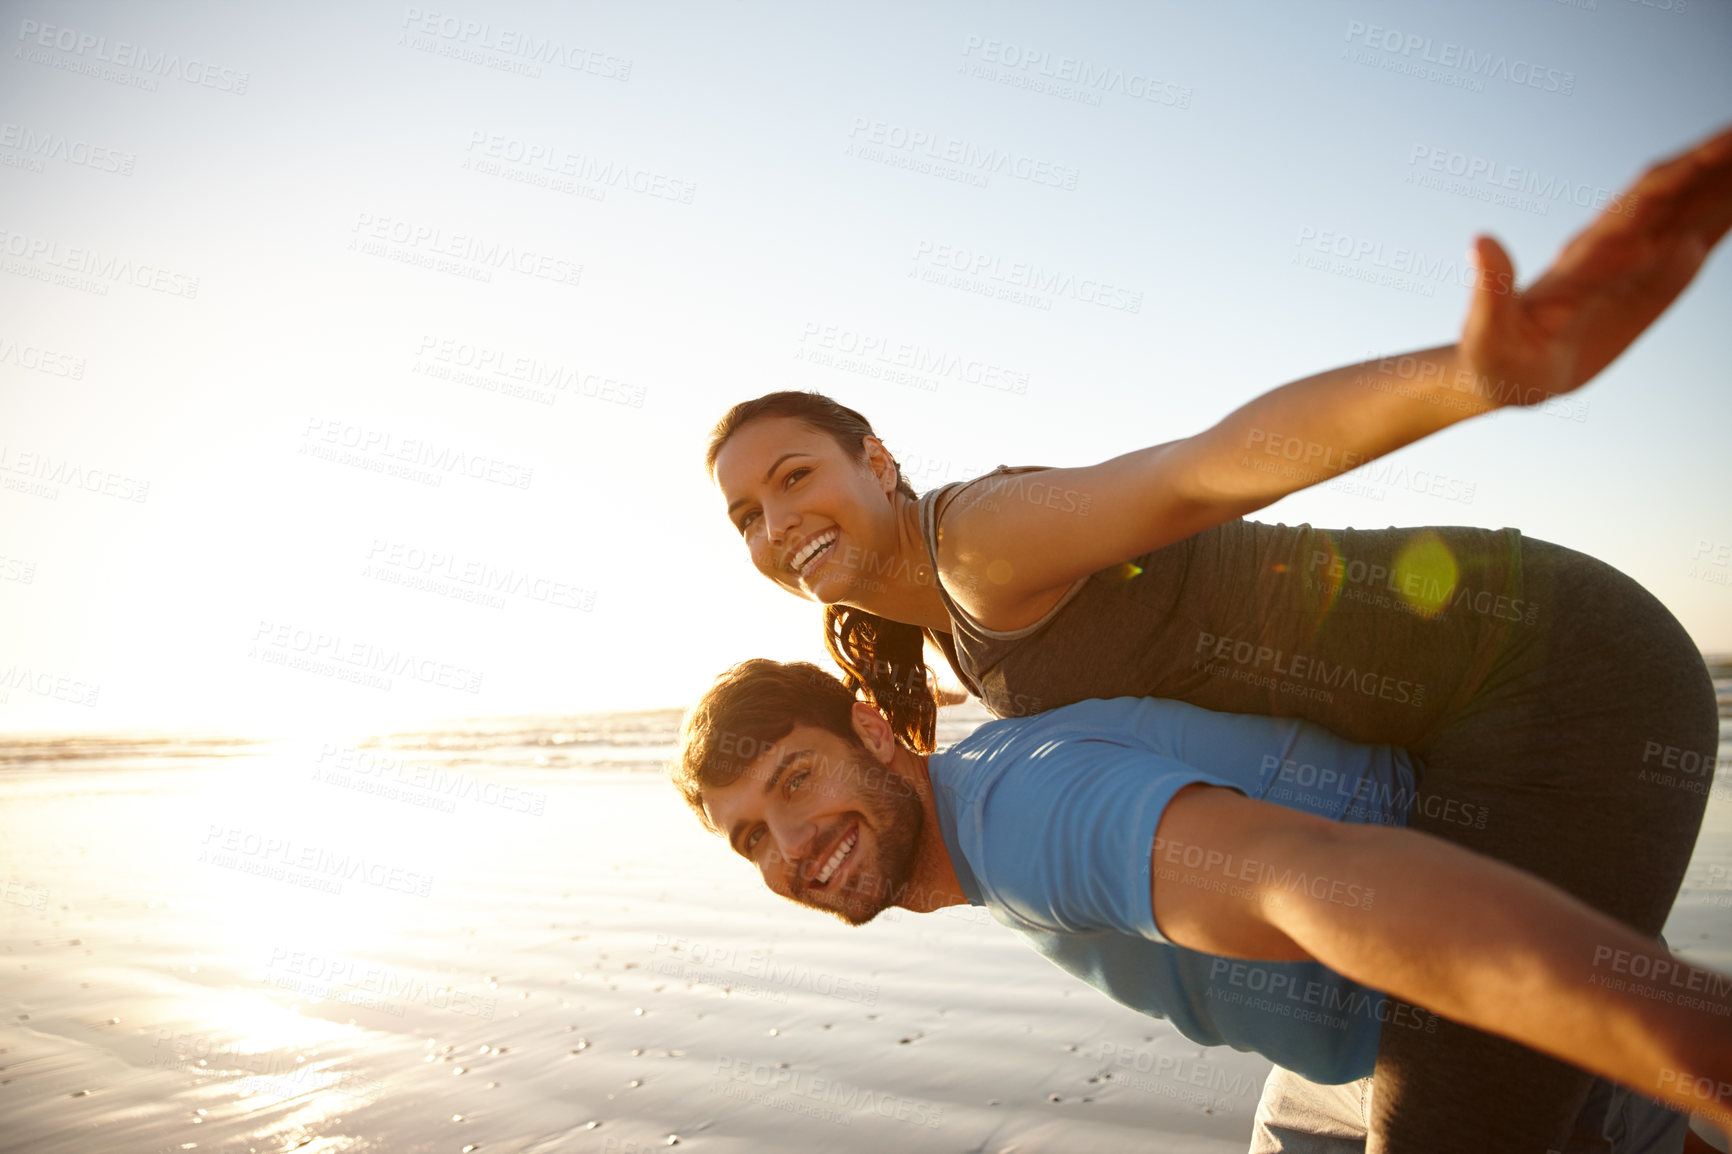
[1461,124,1732,407]
[919,127,1732,622]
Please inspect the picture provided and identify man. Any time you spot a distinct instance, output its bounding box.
[668,659,1732,1150]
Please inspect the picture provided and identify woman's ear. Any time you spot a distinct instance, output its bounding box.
[860,436,899,496]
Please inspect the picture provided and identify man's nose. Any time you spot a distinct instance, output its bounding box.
[766,809,818,880]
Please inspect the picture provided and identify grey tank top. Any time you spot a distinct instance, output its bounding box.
[916,468,1527,749]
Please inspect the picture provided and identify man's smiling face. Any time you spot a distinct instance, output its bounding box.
[702,719,924,926]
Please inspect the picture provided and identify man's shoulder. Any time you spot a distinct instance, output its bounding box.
[933,699,1229,943]
[931,696,1206,815]
[942,697,1199,762]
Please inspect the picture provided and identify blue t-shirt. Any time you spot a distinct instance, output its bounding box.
[927,696,1425,1084]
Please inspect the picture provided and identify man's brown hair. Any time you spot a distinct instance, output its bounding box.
[671,659,861,833]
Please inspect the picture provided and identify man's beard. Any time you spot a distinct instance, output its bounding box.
[800,755,924,927]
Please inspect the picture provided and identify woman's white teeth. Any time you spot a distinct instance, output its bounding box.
[816,829,857,886]
[791,530,837,575]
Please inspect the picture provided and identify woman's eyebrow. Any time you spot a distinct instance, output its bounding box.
[726,453,809,516]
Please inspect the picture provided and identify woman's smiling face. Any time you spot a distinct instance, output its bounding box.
[712,415,900,604]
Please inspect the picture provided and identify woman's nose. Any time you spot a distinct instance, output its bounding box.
[764,502,800,547]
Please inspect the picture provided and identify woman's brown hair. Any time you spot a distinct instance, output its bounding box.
[706,391,940,752]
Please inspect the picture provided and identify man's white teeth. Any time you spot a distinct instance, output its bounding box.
[791,530,837,575]
[816,829,857,886]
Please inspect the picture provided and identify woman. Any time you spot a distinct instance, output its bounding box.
[707,127,1732,1152]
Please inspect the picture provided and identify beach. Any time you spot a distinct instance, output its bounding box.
[4,0,1728,1147]
[1,700,1728,1154]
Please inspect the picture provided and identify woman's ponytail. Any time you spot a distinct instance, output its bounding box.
[823,604,938,753]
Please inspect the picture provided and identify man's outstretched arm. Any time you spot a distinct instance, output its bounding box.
[1150,784,1732,1126]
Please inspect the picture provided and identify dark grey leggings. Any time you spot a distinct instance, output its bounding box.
[1368,540,1718,1154]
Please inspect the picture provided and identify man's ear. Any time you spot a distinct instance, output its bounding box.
[850,701,898,763]
[860,436,899,496]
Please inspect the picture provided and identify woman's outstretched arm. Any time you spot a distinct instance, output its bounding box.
[942,126,1732,627]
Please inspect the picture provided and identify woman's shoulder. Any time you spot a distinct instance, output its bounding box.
[924,464,1054,525]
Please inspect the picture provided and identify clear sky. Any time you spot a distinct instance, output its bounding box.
[2,0,1728,735]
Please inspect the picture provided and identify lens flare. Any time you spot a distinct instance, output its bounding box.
[1306,533,1346,621]
[1392,531,1459,618]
